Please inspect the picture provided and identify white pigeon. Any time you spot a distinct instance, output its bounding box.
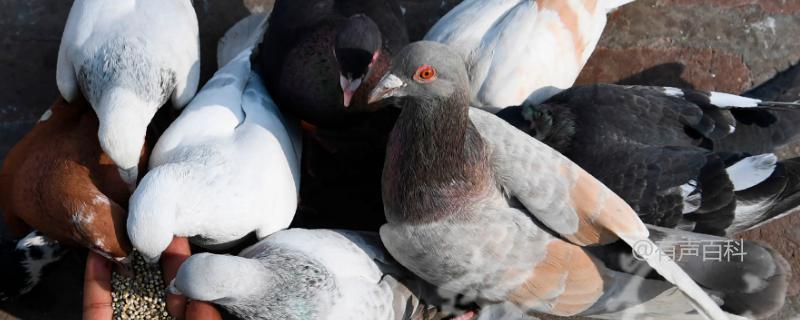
[56,0,200,188]
[424,0,635,112]
[127,14,302,262]
[170,229,436,320]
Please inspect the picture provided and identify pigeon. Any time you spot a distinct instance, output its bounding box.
[56,0,200,189]
[425,0,635,112]
[496,84,800,236]
[0,97,147,261]
[170,229,437,320]
[128,14,302,262]
[370,41,730,319]
[259,0,409,127]
[259,0,409,231]
[0,231,67,301]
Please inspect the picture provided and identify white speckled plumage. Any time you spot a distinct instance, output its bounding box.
[56,0,200,187]
[172,229,430,320]
[127,14,301,261]
[425,0,635,111]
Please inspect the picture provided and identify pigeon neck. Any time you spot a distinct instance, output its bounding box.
[384,93,494,224]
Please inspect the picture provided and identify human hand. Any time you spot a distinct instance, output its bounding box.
[82,237,223,320]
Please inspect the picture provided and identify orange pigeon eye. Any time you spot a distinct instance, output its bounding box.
[413,64,437,83]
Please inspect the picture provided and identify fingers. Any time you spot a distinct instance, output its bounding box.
[83,251,113,320]
[160,236,191,320]
[185,300,224,320]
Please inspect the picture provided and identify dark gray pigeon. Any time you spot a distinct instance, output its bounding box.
[496,84,800,236]
[369,41,787,320]
[170,228,449,320]
[259,0,409,128]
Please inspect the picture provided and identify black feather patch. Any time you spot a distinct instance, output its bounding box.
[730,108,778,127]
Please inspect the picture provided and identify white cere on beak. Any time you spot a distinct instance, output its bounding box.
[368,73,407,104]
[381,74,405,90]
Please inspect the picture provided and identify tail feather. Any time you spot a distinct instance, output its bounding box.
[589,225,789,319]
[727,156,800,234]
[755,100,800,110]
[217,14,269,68]
[678,153,800,235]
[616,234,728,320]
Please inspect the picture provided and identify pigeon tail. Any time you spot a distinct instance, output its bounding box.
[615,234,728,320]
[589,225,789,319]
[217,14,269,68]
[726,156,800,234]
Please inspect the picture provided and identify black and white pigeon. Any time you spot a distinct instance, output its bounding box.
[368,41,790,319]
[0,231,66,301]
[170,229,444,320]
[497,84,800,236]
[259,0,409,127]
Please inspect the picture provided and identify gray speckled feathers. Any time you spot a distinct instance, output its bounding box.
[173,229,436,320]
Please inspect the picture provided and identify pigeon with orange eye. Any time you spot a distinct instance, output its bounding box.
[368,46,467,105]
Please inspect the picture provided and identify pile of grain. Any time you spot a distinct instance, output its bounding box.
[111,253,173,320]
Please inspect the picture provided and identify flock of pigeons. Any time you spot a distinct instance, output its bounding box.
[1,0,799,319]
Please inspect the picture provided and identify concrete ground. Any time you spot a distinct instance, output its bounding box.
[1,0,800,319]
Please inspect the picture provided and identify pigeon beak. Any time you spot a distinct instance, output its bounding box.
[368,74,406,104]
[167,279,183,295]
[340,75,362,108]
[142,253,161,265]
[118,166,138,192]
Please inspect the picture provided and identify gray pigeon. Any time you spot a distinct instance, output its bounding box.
[170,229,443,320]
[368,41,773,320]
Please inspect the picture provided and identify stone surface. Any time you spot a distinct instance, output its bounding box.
[578,0,800,93]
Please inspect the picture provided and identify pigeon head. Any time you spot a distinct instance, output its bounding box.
[126,171,177,263]
[95,89,155,191]
[171,253,264,304]
[335,14,383,107]
[368,41,469,107]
